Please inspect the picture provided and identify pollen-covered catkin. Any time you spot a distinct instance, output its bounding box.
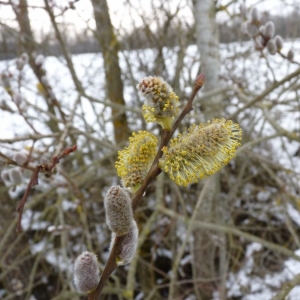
[137,76,179,129]
[73,251,100,293]
[109,220,139,266]
[115,131,158,191]
[104,186,133,236]
[159,119,242,187]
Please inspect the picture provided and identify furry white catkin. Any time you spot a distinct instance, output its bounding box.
[9,168,22,184]
[13,152,27,165]
[104,186,133,236]
[109,220,139,266]
[73,251,100,293]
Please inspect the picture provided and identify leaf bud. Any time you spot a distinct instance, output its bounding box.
[264,21,275,39]
[287,49,294,62]
[73,251,100,293]
[9,168,22,185]
[274,35,283,51]
[13,152,27,166]
[109,220,139,266]
[104,186,133,236]
[267,39,277,55]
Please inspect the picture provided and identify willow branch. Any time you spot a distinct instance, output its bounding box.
[88,74,205,300]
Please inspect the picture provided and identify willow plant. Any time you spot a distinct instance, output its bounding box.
[73,74,242,299]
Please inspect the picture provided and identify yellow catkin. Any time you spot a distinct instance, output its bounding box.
[115,131,158,191]
[136,76,179,129]
[159,119,242,186]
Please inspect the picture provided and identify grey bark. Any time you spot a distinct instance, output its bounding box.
[91,0,129,144]
[193,0,227,299]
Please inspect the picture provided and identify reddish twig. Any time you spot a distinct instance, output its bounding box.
[15,145,77,232]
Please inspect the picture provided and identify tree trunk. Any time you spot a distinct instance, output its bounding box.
[91,0,129,144]
[14,0,60,133]
[193,1,227,299]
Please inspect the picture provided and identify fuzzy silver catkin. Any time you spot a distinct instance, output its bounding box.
[104,186,133,236]
[274,35,283,51]
[1,72,11,90]
[16,53,29,70]
[73,251,100,293]
[259,25,266,36]
[264,21,275,39]
[1,170,10,184]
[250,7,260,23]
[9,168,22,185]
[34,54,44,67]
[12,93,23,106]
[13,152,27,166]
[109,220,139,266]
[246,21,258,37]
[287,49,294,62]
[267,39,277,55]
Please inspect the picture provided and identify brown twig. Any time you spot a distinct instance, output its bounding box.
[15,145,77,232]
[88,74,205,300]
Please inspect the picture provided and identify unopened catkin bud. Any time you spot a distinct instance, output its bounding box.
[259,25,266,36]
[104,186,133,236]
[16,53,29,70]
[109,220,139,266]
[267,39,277,55]
[1,170,10,184]
[9,168,22,185]
[34,54,44,67]
[250,7,260,23]
[274,35,283,51]
[241,22,248,35]
[73,251,100,293]
[239,4,246,17]
[264,21,275,39]
[287,49,294,62]
[1,72,11,92]
[13,152,27,166]
[246,21,258,37]
[12,93,23,106]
